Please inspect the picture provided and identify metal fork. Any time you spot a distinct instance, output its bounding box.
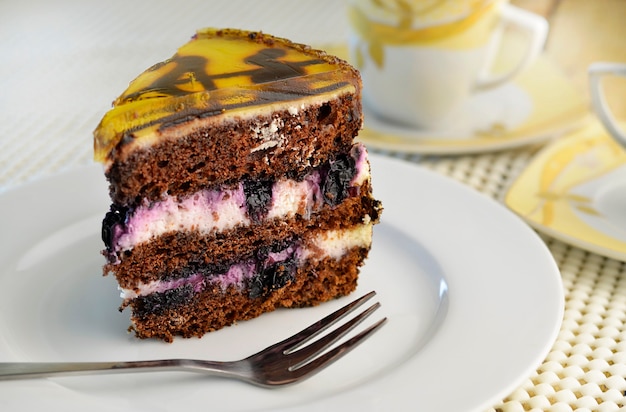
[0,291,386,387]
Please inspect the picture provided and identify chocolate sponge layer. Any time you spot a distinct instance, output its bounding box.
[105,95,361,207]
[128,251,367,342]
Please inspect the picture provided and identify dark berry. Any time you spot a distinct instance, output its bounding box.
[243,179,273,224]
[322,154,356,206]
[133,284,194,317]
[249,256,297,299]
[255,237,297,261]
[101,204,129,250]
[169,261,231,281]
[248,276,265,299]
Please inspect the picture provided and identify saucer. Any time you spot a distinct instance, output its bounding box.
[323,44,588,155]
[505,120,626,261]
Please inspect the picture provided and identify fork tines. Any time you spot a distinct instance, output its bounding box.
[270,291,387,379]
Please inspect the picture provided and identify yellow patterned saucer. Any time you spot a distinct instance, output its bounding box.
[505,121,626,261]
[324,43,589,155]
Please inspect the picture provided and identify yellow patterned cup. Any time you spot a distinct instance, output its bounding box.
[589,62,626,148]
[347,0,548,130]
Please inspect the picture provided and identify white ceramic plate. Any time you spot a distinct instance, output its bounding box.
[0,154,563,412]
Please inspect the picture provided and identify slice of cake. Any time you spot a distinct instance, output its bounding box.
[94,28,382,342]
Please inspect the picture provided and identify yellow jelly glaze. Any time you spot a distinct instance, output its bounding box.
[93,28,358,163]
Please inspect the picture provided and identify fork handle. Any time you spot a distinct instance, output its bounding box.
[0,359,232,380]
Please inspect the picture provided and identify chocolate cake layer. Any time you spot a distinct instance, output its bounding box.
[105,97,361,206]
[128,250,366,342]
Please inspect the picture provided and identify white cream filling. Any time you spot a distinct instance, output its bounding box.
[301,223,373,261]
[266,176,321,220]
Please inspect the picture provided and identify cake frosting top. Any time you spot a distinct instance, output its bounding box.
[93,28,360,164]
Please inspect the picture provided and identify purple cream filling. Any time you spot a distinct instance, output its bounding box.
[121,243,301,301]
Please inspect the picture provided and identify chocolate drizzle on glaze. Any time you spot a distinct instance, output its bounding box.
[122,55,218,101]
[123,48,326,103]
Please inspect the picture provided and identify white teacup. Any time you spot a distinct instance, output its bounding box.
[346,0,548,131]
[589,62,626,147]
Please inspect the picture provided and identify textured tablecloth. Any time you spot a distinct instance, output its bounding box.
[2,1,626,410]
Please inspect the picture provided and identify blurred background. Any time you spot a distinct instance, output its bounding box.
[512,0,626,119]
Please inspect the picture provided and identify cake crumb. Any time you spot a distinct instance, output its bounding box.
[250,118,286,152]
